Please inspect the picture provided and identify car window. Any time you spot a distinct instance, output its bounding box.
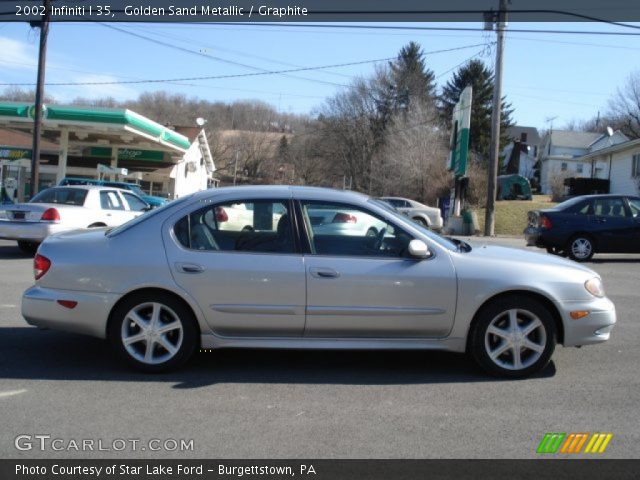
[628,198,640,217]
[30,188,87,206]
[174,199,294,253]
[122,192,148,212]
[593,198,628,217]
[566,200,593,215]
[300,200,412,258]
[99,190,125,210]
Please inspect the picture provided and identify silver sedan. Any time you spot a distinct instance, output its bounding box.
[22,186,616,378]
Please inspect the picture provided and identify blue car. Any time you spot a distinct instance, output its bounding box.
[524,194,640,261]
[58,177,167,208]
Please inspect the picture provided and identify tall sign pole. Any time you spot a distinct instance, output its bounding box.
[29,0,51,198]
[448,86,472,217]
[484,0,507,236]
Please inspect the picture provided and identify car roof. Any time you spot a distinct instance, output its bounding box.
[48,185,129,192]
[188,185,370,203]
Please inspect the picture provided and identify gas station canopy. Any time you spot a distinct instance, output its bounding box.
[0,102,191,175]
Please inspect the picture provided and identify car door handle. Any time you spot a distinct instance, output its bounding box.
[309,267,340,279]
[176,263,204,274]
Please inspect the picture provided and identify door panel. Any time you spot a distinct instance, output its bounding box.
[298,199,457,338]
[589,197,634,252]
[163,198,306,337]
[303,255,456,338]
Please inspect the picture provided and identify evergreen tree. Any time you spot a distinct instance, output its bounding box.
[439,59,513,161]
[389,42,437,109]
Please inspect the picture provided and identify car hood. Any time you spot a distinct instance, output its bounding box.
[464,243,597,276]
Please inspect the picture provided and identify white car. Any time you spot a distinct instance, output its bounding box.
[306,206,387,237]
[0,185,149,253]
[216,202,283,232]
[380,197,444,230]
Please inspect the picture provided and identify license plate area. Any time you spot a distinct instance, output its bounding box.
[11,212,26,220]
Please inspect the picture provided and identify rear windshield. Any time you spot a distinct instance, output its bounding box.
[30,188,87,206]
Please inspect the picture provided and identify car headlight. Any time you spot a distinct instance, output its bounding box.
[585,277,604,298]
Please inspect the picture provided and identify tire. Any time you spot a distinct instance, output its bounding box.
[469,295,557,379]
[566,235,595,262]
[17,241,38,254]
[108,292,199,372]
[412,217,429,228]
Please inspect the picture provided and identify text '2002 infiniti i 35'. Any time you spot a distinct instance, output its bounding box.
[22,186,616,378]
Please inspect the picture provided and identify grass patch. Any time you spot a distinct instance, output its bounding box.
[473,195,557,236]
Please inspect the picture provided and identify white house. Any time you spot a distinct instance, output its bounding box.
[538,129,629,194]
[575,137,640,196]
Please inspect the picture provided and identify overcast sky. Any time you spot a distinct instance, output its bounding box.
[1,21,639,130]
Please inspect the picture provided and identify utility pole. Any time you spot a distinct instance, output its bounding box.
[29,0,51,199]
[233,150,239,186]
[484,0,507,236]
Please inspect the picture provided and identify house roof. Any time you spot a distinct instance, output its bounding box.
[505,126,541,146]
[549,130,602,149]
[577,137,640,161]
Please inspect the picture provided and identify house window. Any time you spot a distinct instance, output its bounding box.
[576,163,584,174]
[561,162,568,172]
[633,154,640,178]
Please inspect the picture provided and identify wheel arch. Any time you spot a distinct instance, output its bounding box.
[106,287,203,341]
[87,222,107,228]
[465,290,565,352]
[412,214,430,226]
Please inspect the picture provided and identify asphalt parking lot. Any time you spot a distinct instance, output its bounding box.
[0,237,638,459]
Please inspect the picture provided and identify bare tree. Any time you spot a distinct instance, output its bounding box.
[607,70,640,139]
[378,100,450,205]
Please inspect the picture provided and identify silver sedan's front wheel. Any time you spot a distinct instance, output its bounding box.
[109,293,198,372]
[470,296,556,378]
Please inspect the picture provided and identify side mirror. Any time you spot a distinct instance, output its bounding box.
[142,205,153,212]
[408,239,430,259]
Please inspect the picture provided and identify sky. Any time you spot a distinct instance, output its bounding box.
[1,20,639,131]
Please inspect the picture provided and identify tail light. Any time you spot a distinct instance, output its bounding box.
[215,207,228,222]
[539,215,553,229]
[332,213,357,223]
[41,208,60,222]
[34,254,51,280]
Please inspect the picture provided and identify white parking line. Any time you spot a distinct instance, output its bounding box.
[0,304,17,308]
[0,389,27,398]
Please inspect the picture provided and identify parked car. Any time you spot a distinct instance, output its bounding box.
[306,205,387,237]
[59,177,167,208]
[379,196,444,230]
[0,185,150,253]
[22,186,615,378]
[524,194,640,261]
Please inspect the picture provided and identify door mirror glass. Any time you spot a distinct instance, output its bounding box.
[408,239,429,258]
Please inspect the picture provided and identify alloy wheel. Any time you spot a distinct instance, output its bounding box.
[484,308,547,371]
[571,237,593,260]
[121,302,184,365]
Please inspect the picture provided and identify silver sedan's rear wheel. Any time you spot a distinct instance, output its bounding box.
[470,296,556,378]
[109,293,198,372]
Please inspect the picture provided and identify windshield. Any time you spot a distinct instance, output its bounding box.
[107,196,189,237]
[367,198,459,251]
[129,185,146,197]
[550,196,587,211]
[30,188,87,206]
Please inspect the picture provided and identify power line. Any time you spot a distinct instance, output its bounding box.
[0,42,491,87]
[200,22,640,37]
[100,23,348,88]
